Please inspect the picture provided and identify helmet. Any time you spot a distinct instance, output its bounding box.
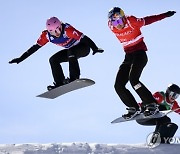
[166,83,180,101]
[46,17,62,36]
[108,7,125,19]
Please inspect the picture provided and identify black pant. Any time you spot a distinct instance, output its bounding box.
[114,50,156,109]
[137,116,171,132]
[137,116,178,143]
[49,42,90,85]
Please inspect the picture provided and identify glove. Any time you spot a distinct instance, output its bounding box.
[92,48,104,55]
[9,58,22,64]
[165,11,176,17]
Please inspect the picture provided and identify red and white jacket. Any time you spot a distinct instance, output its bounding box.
[37,23,83,49]
[153,91,180,114]
[108,13,167,53]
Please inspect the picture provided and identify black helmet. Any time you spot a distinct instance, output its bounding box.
[166,83,180,100]
[108,7,125,19]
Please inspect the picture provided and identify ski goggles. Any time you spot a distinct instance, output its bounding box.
[48,26,62,36]
[111,18,124,26]
[110,14,124,26]
[169,92,179,100]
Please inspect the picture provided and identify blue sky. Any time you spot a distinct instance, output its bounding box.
[1,0,180,144]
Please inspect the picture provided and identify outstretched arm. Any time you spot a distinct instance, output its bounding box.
[144,11,176,25]
[9,44,41,64]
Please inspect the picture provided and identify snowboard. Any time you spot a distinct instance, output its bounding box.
[111,110,172,124]
[37,78,95,99]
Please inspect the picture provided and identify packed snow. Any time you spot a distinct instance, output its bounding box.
[0,143,179,154]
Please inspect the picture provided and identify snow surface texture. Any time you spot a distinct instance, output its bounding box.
[0,143,179,154]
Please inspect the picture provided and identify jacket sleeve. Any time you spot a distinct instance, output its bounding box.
[144,13,167,25]
[80,35,98,51]
[172,102,180,114]
[18,44,41,62]
[153,92,164,105]
[37,30,49,46]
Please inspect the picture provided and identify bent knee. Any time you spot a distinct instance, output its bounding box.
[168,123,178,129]
[114,82,125,92]
[49,56,55,64]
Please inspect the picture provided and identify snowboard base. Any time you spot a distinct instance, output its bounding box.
[37,78,95,99]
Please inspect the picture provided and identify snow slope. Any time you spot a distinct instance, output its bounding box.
[0,143,179,154]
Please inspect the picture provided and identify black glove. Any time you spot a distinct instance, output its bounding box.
[165,11,176,17]
[9,58,22,64]
[92,48,104,55]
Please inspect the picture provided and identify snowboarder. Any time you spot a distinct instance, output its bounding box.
[137,83,180,144]
[9,17,104,90]
[107,7,176,119]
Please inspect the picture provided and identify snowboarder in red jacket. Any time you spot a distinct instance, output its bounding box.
[137,83,180,144]
[9,17,103,90]
[108,7,176,119]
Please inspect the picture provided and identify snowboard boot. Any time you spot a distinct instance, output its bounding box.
[122,107,141,120]
[63,77,71,84]
[47,82,63,91]
[69,76,79,83]
[143,103,159,117]
[47,77,74,91]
